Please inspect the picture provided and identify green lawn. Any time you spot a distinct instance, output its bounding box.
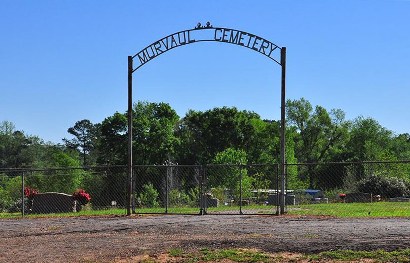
[156,248,410,262]
[0,208,127,218]
[133,202,410,217]
[2,201,410,218]
[287,201,410,217]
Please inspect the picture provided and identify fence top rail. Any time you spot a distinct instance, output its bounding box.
[286,160,410,166]
[0,165,127,173]
[1,160,410,172]
[133,164,279,168]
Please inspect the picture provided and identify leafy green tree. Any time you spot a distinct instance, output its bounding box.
[174,110,203,164]
[391,133,410,160]
[131,102,180,205]
[176,107,294,197]
[0,175,21,212]
[0,122,34,168]
[0,121,15,135]
[210,148,254,200]
[0,121,60,169]
[347,117,394,162]
[176,107,279,165]
[63,119,100,165]
[26,147,84,193]
[95,102,180,207]
[98,102,179,166]
[133,101,180,165]
[345,119,410,183]
[389,134,410,180]
[286,98,350,188]
[246,118,281,164]
[92,113,129,206]
[98,112,128,165]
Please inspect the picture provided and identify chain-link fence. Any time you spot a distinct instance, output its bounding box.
[1,161,410,217]
[285,161,410,207]
[0,166,128,216]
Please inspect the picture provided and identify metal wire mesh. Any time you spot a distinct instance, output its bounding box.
[0,166,128,215]
[286,161,410,207]
[131,164,280,215]
[1,161,410,217]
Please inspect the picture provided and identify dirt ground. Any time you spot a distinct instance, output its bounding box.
[1,214,410,262]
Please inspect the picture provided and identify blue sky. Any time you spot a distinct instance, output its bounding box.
[1,0,409,143]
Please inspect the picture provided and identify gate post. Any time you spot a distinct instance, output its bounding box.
[239,164,244,215]
[127,56,133,216]
[165,163,170,214]
[199,165,207,215]
[280,47,287,215]
[21,171,25,217]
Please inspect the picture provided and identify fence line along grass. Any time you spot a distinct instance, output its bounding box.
[288,202,410,217]
[0,208,128,219]
[3,202,410,219]
[135,202,410,217]
[0,212,21,219]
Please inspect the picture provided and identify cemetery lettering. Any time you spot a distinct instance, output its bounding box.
[213,28,277,57]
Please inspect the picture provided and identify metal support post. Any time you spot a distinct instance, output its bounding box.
[239,165,243,215]
[127,56,133,216]
[199,165,207,215]
[165,164,170,214]
[280,47,287,215]
[21,171,25,217]
[199,167,204,215]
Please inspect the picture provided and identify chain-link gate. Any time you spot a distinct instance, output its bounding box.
[132,164,280,215]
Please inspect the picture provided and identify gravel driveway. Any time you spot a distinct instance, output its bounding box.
[1,215,410,262]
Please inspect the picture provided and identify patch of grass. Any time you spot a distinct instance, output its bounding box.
[310,249,410,262]
[169,248,184,257]
[206,204,275,214]
[0,212,21,218]
[165,248,273,262]
[0,208,128,219]
[0,205,275,219]
[2,201,410,219]
[142,207,200,214]
[157,248,410,262]
[288,201,410,217]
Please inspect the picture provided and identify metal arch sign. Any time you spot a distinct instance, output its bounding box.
[131,23,283,72]
[127,23,287,216]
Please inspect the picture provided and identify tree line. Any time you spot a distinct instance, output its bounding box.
[1,98,410,206]
[1,98,410,168]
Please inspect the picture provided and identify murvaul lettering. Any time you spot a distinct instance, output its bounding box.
[137,30,195,65]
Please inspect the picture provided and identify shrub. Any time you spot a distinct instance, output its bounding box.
[0,187,13,212]
[168,189,191,207]
[139,183,159,208]
[0,176,26,212]
[357,175,410,198]
[187,187,200,207]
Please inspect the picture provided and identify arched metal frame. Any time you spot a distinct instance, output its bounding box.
[127,24,287,215]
